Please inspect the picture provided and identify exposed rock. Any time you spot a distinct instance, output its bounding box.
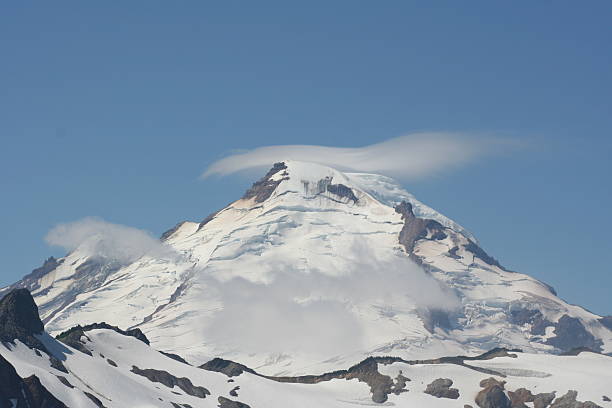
[218,396,251,408]
[49,356,68,373]
[508,387,534,408]
[56,375,74,388]
[424,378,460,399]
[476,377,511,408]
[603,396,610,402]
[550,390,603,408]
[23,375,68,408]
[161,221,188,240]
[131,365,210,398]
[229,386,240,396]
[326,183,358,203]
[0,289,46,352]
[395,201,447,261]
[242,162,288,203]
[269,356,408,403]
[1,354,67,408]
[199,358,256,377]
[106,359,117,367]
[533,392,556,408]
[0,257,63,297]
[599,316,612,331]
[83,391,106,408]
[56,321,150,355]
[161,351,190,365]
[509,309,552,336]
[546,315,603,353]
[464,240,505,269]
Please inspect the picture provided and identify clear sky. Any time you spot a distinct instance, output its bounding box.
[1,2,611,314]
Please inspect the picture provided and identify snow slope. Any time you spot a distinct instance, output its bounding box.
[1,327,610,408]
[2,161,611,376]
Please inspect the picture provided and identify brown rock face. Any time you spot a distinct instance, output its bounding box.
[476,378,511,408]
[424,378,460,399]
[242,162,288,203]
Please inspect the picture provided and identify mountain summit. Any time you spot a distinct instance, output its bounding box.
[2,161,611,375]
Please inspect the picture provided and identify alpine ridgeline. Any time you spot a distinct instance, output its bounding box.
[2,161,611,375]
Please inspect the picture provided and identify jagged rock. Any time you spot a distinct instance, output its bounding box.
[547,315,603,353]
[326,183,358,203]
[1,354,67,407]
[55,322,149,355]
[218,396,251,408]
[476,378,511,408]
[603,396,610,402]
[424,378,460,399]
[533,392,556,408]
[550,390,602,408]
[0,257,63,297]
[0,289,46,352]
[508,388,534,408]
[242,162,288,203]
[131,366,210,398]
[395,201,447,259]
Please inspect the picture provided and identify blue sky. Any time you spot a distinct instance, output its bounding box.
[1,2,611,314]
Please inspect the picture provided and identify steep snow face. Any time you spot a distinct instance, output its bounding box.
[2,161,611,375]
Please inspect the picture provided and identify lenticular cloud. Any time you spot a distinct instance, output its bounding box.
[202,132,514,179]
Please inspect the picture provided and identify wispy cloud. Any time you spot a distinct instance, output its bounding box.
[202,132,515,179]
[200,238,460,357]
[45,217,177,264]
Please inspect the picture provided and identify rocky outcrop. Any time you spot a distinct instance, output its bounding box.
[218,396,251,408]
[424,378,460,399]
[0,289,46,351]
[326,183,358,203]
[476,378,511,408]
[242,162,288,203]
[395,201,447,260]
[509,308,552,336]
[546,315,603,353]
[160,351,190,365]
[56,321,150,355]
[131,366,210,398]
[199,358,257,377]
[161,221,188,240]
[599,316,612,331]
[1,354,67,408]
[0,257,63,298]
[534,392,556,408]
[550,390,602,408]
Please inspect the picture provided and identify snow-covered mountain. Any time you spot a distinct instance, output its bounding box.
[1,288,610,408]
[2,161,611,377]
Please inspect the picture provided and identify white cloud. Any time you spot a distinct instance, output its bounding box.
[202,132,515,179]
[45,217,177,264]
[201,238,460,357]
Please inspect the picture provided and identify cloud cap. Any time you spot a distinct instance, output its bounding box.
[202,132,516,179]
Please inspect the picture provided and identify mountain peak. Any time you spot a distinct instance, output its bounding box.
[0,289,45,349]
